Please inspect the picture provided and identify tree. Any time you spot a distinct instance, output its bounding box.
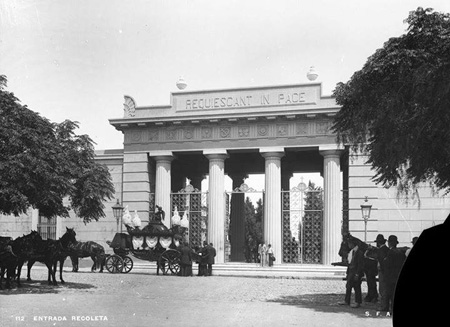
[332,7,450,196]
[0,75,114,223]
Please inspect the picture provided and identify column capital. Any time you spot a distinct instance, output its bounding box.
[260,147,285,159]
[203,149,229,161]
[319,145,344,158]
[150,150,175,161]
[319,149,344,158]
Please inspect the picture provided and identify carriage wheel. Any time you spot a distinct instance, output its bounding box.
[105,254,124,273]
[160,249,180,275]
[122,256,133,273]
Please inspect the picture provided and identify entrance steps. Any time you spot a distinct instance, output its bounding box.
[132,261,347,279]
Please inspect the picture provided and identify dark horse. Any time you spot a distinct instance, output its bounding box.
[69,240,105,272]
[339,233,380,302]
[0,236,17,290]
[10,231,49,287]
[26,227,77,285]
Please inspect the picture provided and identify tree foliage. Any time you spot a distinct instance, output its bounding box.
[0,75,114,222]
[332,8,450,195]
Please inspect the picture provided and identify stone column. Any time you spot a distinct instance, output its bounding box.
[151,151,174,228]
[204,150,228,264]
[320,148,343,265]
[229,173,247,262]
[260,148,284,264]
[123,152,151,222]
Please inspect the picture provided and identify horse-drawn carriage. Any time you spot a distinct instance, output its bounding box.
[105,221,181,275]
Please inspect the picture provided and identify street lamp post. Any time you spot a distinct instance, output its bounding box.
[360,196,372,242]
[112,199,124,233]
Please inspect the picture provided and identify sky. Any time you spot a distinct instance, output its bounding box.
[1,0,450,154]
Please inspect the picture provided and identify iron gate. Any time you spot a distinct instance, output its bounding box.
[282,183,323,264]
[170,184,208,248]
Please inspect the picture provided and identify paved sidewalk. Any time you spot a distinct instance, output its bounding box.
[1,265,392,327]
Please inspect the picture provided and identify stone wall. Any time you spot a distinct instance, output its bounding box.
[347,152,450,247]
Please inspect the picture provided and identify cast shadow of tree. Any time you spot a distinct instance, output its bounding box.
[0,279,96,296]
[267,293,391,319]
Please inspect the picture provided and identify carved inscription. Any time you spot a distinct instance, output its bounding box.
[182,91,307,110]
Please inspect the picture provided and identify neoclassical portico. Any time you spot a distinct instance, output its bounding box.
[111,83,345,265]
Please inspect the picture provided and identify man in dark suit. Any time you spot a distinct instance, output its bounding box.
[394,215,450,326]
[339,238,364,308]
[381,235,405,313]
[374,234,389,310]
[207,242,216,276]
[179,242,192,277]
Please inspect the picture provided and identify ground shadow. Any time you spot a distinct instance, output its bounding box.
[0,279,96,296]
[267,293,391,319]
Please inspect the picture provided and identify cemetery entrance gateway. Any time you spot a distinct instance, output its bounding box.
[111,82,344,264]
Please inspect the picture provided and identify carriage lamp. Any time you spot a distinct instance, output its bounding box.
[360,196,372,242]
[112,199,124,232]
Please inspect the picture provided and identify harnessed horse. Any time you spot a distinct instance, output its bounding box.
[69,240,106,272]
[26,227,77,284]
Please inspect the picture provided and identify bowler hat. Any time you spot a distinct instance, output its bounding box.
[388,235,399,244]
[374,234,386,243]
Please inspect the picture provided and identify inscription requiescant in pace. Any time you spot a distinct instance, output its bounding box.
[184,91,308,110]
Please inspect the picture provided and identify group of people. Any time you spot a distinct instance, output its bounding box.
[341,233,413,312]
[257,243,275,267]
[178,241,216,277]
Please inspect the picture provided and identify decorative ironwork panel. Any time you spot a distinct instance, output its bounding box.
[302,190,323,264]
[170,184,208,248]
[149,193,155,220]
[281,187,323,264]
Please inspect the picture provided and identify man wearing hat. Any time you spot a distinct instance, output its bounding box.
[374,234,389,311]
[380,235,405,313]
[405,236,418,257]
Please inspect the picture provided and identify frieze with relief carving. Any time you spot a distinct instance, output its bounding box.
[148,130,159,142]
[184,128,194,140]
[296,122,309,135]
[166,129,177,141]
[220,127,231,138]
[238,126,250,138]
[201,127,213,139]
[124,119,334,144]
[277,124,288,137]
[258,125,269,137]
[315,121,332,135]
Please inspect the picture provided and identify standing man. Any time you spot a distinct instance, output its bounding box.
[381,235,405,313]
[207,242,216,276]
[339,237,364,308]
[179,241,192,277]
[374,234,389,311]
[405,236,418,257]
